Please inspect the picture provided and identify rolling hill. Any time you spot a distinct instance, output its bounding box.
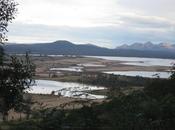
[3,40,175,59]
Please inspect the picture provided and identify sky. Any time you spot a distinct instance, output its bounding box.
[7,0,175,48]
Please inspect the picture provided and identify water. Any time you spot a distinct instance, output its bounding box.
[104,71,171,78]
[88,56,175,67]
[77,63,106,67]
[28,80,106,99]
[50,67,83,72]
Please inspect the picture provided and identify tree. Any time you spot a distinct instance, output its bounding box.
[0,0,17,43]
[0,54,35,121]
[170,64,175,80]
[0,46,3,64]
[0,0,35,121]
[0,0,17,64]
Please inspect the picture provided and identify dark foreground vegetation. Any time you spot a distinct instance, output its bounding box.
[79,72,152,88]
[1,71,175,130]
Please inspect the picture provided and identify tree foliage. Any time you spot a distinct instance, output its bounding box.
[170,64,175,80]
[0,0,17,43]
[0,0,35,121]
[0,54,35,120]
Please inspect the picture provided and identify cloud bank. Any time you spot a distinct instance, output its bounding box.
[7,0,175,48]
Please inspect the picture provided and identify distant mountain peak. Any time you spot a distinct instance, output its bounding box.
[117,42,175,51]
[116,44,128,48]
[144,41,154,45]
[132,42,141,46]
[145,41,153,44]
[53,40,73,44]
[83,43,99,47]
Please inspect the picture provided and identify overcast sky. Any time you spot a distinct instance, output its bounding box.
[8,0,175,48]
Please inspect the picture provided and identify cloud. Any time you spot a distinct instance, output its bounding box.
[119,13,175,29]
[7,0,175,46]
[8,22,175,48]
[15,0,117,27]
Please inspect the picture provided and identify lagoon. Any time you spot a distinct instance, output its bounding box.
[104,71,171,78]
[28,80,106,99]
[89,56,175,67]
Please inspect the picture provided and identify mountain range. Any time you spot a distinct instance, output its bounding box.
[117,41,175,51]
[3,40,175,59]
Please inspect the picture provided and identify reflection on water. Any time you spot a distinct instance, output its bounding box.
[77,63,106,67]
[28,80,106,99]
[50,67,83,72]
[104,71,171,78]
